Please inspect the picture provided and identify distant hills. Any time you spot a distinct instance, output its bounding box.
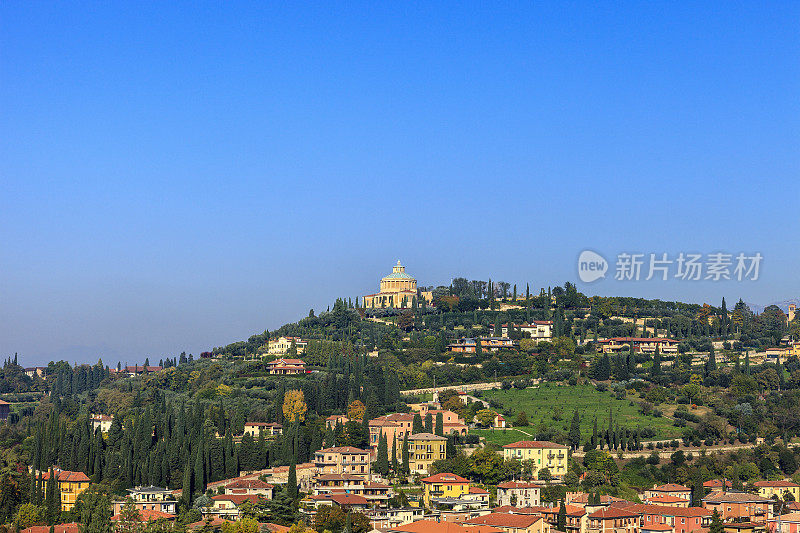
[744,298,800,315]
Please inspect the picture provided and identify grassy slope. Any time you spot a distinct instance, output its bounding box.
[475,383,682,445]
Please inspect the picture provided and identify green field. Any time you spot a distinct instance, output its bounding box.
[475,383,682,445]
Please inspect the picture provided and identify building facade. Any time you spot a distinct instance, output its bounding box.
[502,441,568,480]
[314,446,372,476]
[406,433,447,475]
[363,261,432,309]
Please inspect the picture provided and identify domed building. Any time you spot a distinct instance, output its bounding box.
[363,261,433,308]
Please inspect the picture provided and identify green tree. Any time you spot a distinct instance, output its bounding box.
[287,460,297,499]
[14,503,43,529]
[557,500,567,531]
[569,409,581,450]
[412,414,423,434]
[709,509,724,533]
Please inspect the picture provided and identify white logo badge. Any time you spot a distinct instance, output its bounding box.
[578,250,608,283]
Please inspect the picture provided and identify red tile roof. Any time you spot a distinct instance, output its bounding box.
[327,493,369,505]
[22,524,80,533]
[754,480,800,488]
[470,486,489,494]
[421,473,470,484]
[703,480,732,489]
[650,484,691,492]
[465,512,543,528]
[493,506,546,515]
[39,470,90,482]
[211,494,261,505]
[647,495,689,503]
[503,440,567,449]
[611,502,711,518]
[497,481,540,489]
[392,520,478,533]
[588,507,640,519]
[316,446,371,454]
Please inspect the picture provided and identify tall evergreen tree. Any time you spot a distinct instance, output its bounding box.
[287,460,297,499]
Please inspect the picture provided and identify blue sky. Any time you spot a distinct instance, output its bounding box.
[1,2,798,365]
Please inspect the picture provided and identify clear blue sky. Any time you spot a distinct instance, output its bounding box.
[2,2,798,365]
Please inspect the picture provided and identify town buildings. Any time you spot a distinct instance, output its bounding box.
[243,422,283,437]
[587,507,640,533]
[644,485,693,503]
[421,473,471,507]
[223,479,274,499]
[702,492,772,524]
[266,337,308,356]
[465,512,551,533]
[597,338,679,354]
[496,482,541,508]
[502,441,568,480]
[448,338,517,354]
[314,446,372,476]
[363,261,432,309]
[407,433,447,475]
[265,358,306,375]
[90,414,114,433]
[753,481,800,502]
[0,399,9,421]
[112,486,178,515]
[39,469,90,512]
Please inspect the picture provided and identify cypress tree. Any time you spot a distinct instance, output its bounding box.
[375,433,389,476]
[45,468,59,525]
[424,413,433,433]
[435,413,444,436]
[287,460,297,499]
[412,414,423,434]
[557,500,567,531]
[401,434,410,474]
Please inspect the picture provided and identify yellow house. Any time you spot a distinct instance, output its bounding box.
[41,469,91,511]
[502,441,568,480]
[406,433,447,475]
[753,480,800,501]
[421,472,470,506]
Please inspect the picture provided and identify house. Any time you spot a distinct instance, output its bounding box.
[465,512,551,533]
[304,493,371,512]
[266,337,308,356]
[538,504,588,533]
[266,358,307,375]
[767,511,800,533]
[22,524,80,533]
[311,474,390,506]
[90,414,114,433]
[207,494,261,519]
[466,486,490,506]
[702,491,772,524]
[366,507,425,529]
[265,462,316,492]
[39,469,91,512]
[498,321,553,341]
[370,414,414,451]
[703,480,732,492]
[326,414,350,429]
[753,481,800,502]
[0,400,9,421]
[494,414,508,428]
[566,492,627,510]
[644,496,689,508]
[421,473,471,507]
[502,441,568,480]
[597,338,679,354]
[645,485,692,503]
[610,502,710,533]
[224,479,274,498]
[112,486,179,515]
[314,446,372,476]
[406,433,447,475]
[587,507,640,533]
[448,338,517,354]
[24,367,47,379]
[243,422,283,437]
[496,481,541,507]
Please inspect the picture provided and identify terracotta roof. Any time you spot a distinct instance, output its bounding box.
[22,524,80,533]
[611,502,711,517]
[316,446,371,454]
[470,486,489,494]
[503,440,567,449]
[754,480,800,488]
[650,484,691,492]
[408,433,447,440]
[703,480,732,489]
[540,505,586,517]
[267,359,305,365]
[466,512,542,528]
[111,509,175,521]
[186,517,233,530]
[589,507,640,519]
[391,520,475,533]
[769,513,800,523]
[211,494,261,505]
[224,479,273,489]
[702,491,771,504]
[569,493,625,504]
[497,481,540,489]
[421,473,470,484]
[327,493,369,505]
[40,470,90,482]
